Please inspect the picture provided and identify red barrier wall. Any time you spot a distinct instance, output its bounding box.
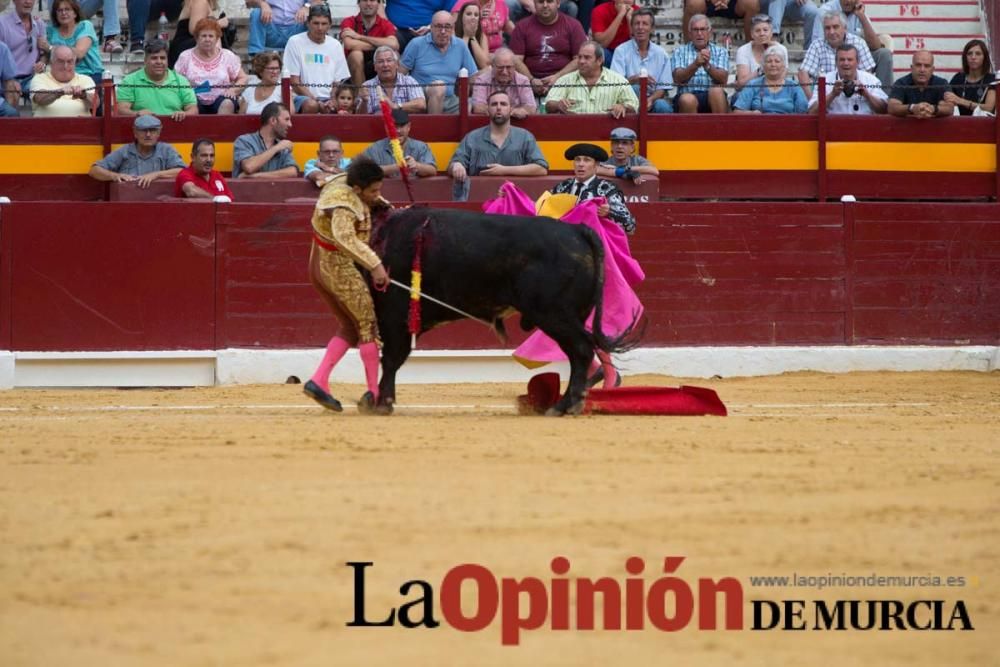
[1,202,997,352]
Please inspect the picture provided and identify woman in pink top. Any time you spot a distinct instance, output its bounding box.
[451,0,513,53]
[174,17,247,114]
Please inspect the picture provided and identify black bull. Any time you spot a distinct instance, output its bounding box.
[367,207,638,416]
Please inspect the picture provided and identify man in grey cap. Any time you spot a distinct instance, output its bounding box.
[597,127,659,185]
[552,142,636,235]
[88,115,186,188]
[359,108,437,179]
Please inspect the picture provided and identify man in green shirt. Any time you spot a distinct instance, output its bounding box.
[115,39,198,121]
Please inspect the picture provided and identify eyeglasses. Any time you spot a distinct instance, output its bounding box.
[690,26,710,33]
[319,148,343,154]
[431,23,454,30]
[751,14,772,24]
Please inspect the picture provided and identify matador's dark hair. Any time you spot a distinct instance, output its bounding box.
[346,158,385,188]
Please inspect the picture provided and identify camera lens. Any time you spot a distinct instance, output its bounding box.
[843,80,856,98]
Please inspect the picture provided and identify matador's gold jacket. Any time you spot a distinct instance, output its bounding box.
[310,173,383,271]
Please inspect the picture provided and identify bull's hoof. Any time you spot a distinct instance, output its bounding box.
[358,391,394,416]
[544,406,565,417]
[303,380,343,412]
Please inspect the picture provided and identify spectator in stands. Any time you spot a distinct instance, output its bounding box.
[734,13,786,92]
[52,0,123,54]
[232,101,300,178]
[471,46,535,117]
[672,14,729,113]
[597,126,658,185]
[333,83,360,114]
[762,0,818,50]
[448,90,548,196]
[552,143,636,234]
[304,135,352,187]
[285,4,350,114]
[167,0,232,67]
[797,10,874,99]
[386,0,448,53]
[361,45,427,113]
[455,2,490,69]
[945,39,996,116]
[360,108,437,178]
[0,0,48,104]
[451,0,512,54]
[175,138,234,199]
[732,44,807,113]
[126,0,182,54]
[47,0,102,92]
[31,45,95,116]
[400,10,478,114]
[509,0,586,97]
[0,42,18,116]
[116,40,199,120]
[342,0,399,86]
[683,0,760,43]
[887,50,954,118]
[813,0,892,89]
[807,43,886,114]
[610,8,673,113]
[544,40,638,117]
[591,0,638,60]
[89,115,186,187]
[241,51,284,114]
[174,18,246,114]
[246,0,321,56]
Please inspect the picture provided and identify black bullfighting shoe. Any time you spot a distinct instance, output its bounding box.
[303,380,343,412]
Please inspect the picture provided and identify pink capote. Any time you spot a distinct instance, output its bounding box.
[482,182,645,367]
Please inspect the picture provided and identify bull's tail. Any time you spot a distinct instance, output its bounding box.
[581,226,644,357]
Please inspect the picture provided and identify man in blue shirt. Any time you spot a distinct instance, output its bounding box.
[610,9,673,113]
[400,10,478,113]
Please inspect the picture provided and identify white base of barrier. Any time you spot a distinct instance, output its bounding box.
[0,346,996,389]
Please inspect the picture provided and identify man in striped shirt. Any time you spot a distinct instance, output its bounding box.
[544,40,638,117]
[671,14,730,113]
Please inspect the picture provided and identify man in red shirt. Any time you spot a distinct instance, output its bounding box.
[174,139,235,200]
[341,0,400,85]
[591,0,640,56]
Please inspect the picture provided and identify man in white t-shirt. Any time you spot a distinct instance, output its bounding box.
[807,42,886,115]
[30,45,94,117]
[284,4,350,114]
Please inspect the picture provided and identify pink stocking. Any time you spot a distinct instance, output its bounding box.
[358,342,380,400]
[310,336,350,392]
[596,349,618,389]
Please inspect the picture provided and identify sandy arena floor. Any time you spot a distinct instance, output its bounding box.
[0,371,997,666]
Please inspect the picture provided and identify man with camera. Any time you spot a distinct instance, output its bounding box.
[807,43,886,115]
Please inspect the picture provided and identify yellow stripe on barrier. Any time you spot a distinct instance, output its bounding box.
[827,142,995,172]
[0,145,105,174]
[647,141,819,171]
[2,140,994,175]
